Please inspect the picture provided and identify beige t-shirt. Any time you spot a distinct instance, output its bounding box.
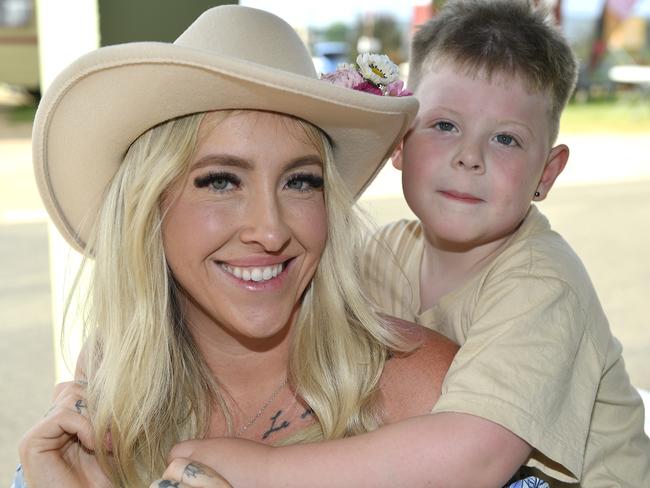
[362,205,650,487]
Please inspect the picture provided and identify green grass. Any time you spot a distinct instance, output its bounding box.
[7,103,37,123]
[561,97,650,134]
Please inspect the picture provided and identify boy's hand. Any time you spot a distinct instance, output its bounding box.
[151,458,232,488]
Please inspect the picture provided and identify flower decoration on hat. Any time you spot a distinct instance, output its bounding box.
[321,53,412,97]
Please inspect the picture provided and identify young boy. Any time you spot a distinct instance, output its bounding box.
[363,0,650,486]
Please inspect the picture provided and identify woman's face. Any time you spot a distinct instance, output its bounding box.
[162,111,328,344]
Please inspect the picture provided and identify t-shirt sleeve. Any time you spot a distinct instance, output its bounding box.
[431,273,604,483]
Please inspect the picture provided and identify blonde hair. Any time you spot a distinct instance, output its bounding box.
[74,110,413,486]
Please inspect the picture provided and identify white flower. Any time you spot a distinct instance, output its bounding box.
[356,53,399,86]
[319,53,411,97]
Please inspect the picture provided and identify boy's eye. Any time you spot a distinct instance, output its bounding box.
[193,172,240,192]
[495,134,518,147]
[286,173,324,192]
[434,121,456,132]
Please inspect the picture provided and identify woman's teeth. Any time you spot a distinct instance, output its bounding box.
[221,263,284,282]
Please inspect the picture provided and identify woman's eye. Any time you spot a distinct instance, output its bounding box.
[286,173,324,192]
[434,121,456,132]
[193,172,240,192]
[495,134,518,147]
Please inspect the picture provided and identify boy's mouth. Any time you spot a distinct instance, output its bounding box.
[439,190,483,203]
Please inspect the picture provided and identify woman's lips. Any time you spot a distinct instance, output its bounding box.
[220,262,285,282]
[216,258,294,290]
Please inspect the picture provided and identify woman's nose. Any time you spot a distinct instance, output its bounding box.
[239,192,291,252]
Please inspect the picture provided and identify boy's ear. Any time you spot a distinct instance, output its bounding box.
[391,139,404,170]
[534,144,569,201]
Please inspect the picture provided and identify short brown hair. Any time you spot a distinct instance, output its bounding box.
[409,0,578,141]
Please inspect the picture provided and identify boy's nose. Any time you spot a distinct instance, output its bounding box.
[453,144,485,173]
[454,158,484,172]
[239,192,291,252]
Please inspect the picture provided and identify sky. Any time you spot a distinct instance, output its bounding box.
[240,0,650,28]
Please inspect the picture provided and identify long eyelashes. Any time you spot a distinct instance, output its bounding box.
[286,172,324,192]
[194,171,240,191]
[192,171,324,193]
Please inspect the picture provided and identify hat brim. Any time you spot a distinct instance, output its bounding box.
[33,42,418,253]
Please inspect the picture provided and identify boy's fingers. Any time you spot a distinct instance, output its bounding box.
[158,458,232,488]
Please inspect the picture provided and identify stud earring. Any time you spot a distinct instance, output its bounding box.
[534,191,541,198]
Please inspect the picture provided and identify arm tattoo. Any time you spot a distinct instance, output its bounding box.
[262,410,290,440]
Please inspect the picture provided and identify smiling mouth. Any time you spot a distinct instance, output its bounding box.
[220,262,287,283]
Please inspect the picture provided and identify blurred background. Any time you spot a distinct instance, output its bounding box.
[1,0,648,483]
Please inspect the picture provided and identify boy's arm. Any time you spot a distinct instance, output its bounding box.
[170,412,532,488]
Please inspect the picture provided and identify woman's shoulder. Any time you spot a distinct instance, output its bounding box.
[379,316,458,424]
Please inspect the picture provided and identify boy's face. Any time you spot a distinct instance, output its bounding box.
[396,62,567,251]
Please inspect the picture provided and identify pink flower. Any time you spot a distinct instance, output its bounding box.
[353,81,383,95]
[385,80,413,97]
[321,67,364,89]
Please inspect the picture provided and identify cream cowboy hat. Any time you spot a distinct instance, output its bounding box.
[32,5,418,254]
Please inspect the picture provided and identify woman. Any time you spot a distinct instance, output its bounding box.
[17,5,461,487]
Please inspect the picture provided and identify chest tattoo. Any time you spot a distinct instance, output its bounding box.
[262,409,291,440]
[260,406,317,440]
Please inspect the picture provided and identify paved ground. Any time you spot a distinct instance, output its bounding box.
[0,222,53,484]
[1,113,648,484]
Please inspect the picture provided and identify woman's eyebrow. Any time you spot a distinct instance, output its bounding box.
[191,154,252,170]
[191,154,322,172]
[285,155,323,171]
